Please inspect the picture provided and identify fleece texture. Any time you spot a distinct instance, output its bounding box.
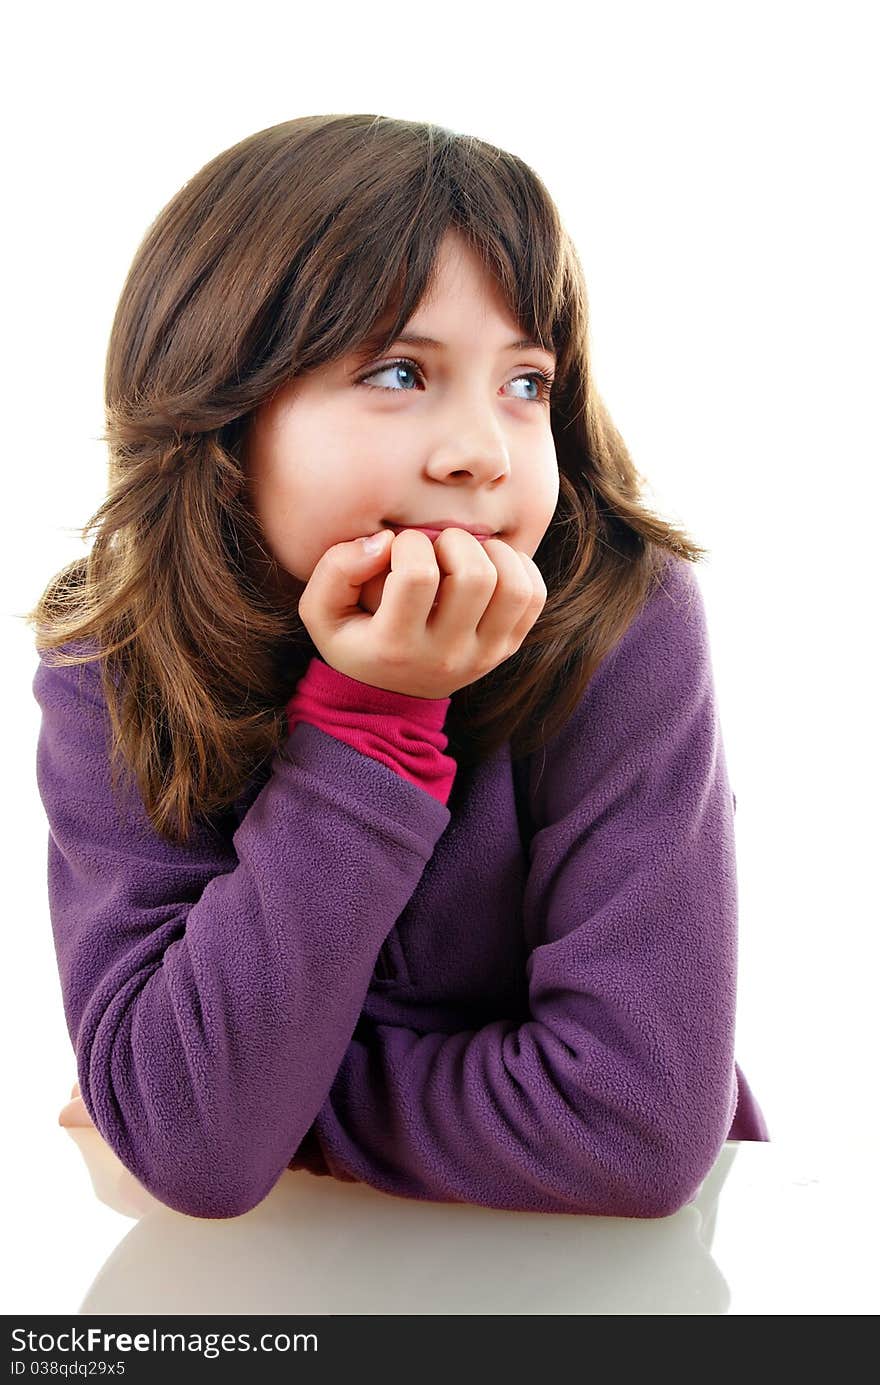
[32,553,768,1221]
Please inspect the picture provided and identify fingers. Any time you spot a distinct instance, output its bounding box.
[429,531,544,662]
[60,1079,93,1128]
[426,528,498,647]
[59,1095,94,1128]
[506,547,547,644]
[473,540,544,651]
[369,529,442,643]
[379,529,545,662]
[299,529,394,628]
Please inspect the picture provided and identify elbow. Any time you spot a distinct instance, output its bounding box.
[76,1075,292,1221]
[148,1134,293,1219]
[573,1121,722,1221]
[88,1118,285,1221]
[622,1125,728,1220]
[168,1188,269,1222]
[583,1180,691,1221]
[588,1169,700,1221]
[133,1162,282,1221]
[631,1180,699,1220]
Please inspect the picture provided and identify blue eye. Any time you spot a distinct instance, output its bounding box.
[356,356,555,406]
[362,360,420,392]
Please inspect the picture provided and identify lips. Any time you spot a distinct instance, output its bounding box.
[385,521,497,541]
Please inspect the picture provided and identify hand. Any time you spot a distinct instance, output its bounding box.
[297,527,547,699]
[58,1079,95,1128]
[57,1079,159,1219]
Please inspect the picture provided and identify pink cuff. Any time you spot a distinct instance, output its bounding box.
[285,657,457,807]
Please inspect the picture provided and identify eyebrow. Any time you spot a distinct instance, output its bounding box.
[356,330,557,361]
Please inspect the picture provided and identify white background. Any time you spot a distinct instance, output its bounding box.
[3,0,878,1311]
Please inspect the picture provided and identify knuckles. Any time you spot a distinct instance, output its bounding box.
[396,564,441,589]
[508,580,536,604]
[447,565,498,591]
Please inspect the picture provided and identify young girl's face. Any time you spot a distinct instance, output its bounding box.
[243,228,560,608]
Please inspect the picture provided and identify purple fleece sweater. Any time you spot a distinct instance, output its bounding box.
[32,553,768,1221]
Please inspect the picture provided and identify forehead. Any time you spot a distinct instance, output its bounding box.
[347,229,557,363]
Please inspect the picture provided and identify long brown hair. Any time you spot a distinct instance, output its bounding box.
[23,113,707,846]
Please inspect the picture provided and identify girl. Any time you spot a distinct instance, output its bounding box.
[29,113,769,1223]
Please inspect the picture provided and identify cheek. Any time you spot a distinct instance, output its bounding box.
[532,458,560,525]
[544,459,560,505]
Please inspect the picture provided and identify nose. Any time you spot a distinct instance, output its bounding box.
[427,430,511,485]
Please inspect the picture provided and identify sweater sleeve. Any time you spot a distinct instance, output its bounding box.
[300,557,742,1218]
[32,645,451,1220]
[285,657,457,807]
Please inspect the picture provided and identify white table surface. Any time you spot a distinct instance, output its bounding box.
[4,1130,877,1315]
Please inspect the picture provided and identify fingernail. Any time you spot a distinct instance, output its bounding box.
[362,531,388,554]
